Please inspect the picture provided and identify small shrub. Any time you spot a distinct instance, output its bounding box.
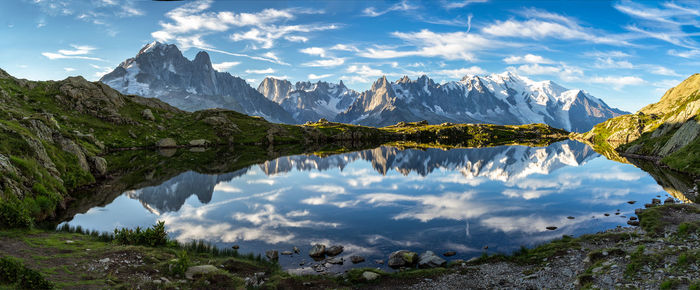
[0,256,53,289]
[170,250,189,276]
[114,221,168,247]
[0,199,32,228]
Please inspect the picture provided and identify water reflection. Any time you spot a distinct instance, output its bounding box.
[63,140,691,272]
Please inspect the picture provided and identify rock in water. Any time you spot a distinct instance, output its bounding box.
[362,271,380,281]
[350,256,365,264]
[266,250,278,261]
[326,257,343,265]
[156,138,176,148]
[326,245,344,256]
[388,250,418,268]
[546,226,558,230]
[309,244,326,257]
[443,251,456,257]
[664,197,675,204]
[418,251,447,268]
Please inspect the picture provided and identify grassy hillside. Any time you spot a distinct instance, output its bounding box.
[576,74,700,175]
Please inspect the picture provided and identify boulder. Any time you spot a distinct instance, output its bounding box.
[326,257,343,264]
[156,138,177,148]
[189,139,209,147]
[281,251,293,255]
[90,156,108,176]
[664,197,675,204]
[388,250,418,268]
[418,251,447,268]
[326,245,344,256]
[546,226,558,230]
[362,271,380,281]
[266,250,278,261]
[652,198,661,205]
[350,255,365,264]
[185,265,219,280]
[309,244,326,257]
[142,109,155,121]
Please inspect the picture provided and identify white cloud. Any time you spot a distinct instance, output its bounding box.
[510,64,562,75]
[359,29,498,61]
[42,45,104,61]
[308,73,333,80]
[302,57,345,67]
[300,47,326,57]
[363,0,417,17]
[433,66,486,78]
[152,0,336,51]
[442,0,489,9]
[211,61,240,71]
[649,66,680,76]
[503,54,553,64]
[668,49,700,58]
[245,68,276,74]
[593,57,635,69]
[330,44,359,52]
[482,9,630,46]
[63,67,76,72]
[346,65,384,77]
[589,75,645,90]
[615,1,700,49]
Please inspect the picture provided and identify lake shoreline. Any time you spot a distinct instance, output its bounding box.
[2,203,698,288]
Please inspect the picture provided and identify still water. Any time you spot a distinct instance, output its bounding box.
[62,140,680,273]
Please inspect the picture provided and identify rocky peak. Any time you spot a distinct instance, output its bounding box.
[397,76,411,84]
[371,76,389,91]
[257,77,293,103]
[193,51,213,71]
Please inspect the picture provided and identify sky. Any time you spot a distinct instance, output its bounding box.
[1,0,699,112]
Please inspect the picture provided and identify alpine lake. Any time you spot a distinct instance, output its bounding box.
[56,140,697,274]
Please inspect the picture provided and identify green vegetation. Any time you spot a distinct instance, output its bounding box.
[0,256,53,289]
[576,74,700,175]
[113,221,168,247]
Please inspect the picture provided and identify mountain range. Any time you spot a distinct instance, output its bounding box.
[100,42,628,132]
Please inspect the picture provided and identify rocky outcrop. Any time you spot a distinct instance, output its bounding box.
[577,74,700,174]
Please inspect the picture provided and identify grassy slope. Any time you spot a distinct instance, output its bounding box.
[576,74,700,175]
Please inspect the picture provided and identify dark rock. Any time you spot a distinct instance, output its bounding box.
[664,197,675,204]
[604,213,610,216]
[388,250,418,268]
[546,226,558,230]
[350,256,365,264]
[567,216,575,219]
[309,244,326,257]
[326,245,344,256]
[627,201,636,204]
[652,198,661,205]
[629,216,638,221]
[443,251,456,257]
[265,250,278,261]
[326,257,343,265]
[627,220,640,226]
[232,245,239,250]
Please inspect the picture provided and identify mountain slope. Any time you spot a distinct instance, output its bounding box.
[99,42,295,123]
[258,77,359,123]
[337,73,627,132]
[578,74,700,174]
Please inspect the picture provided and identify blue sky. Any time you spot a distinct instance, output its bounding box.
[1,0,699,112]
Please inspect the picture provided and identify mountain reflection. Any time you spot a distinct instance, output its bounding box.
[128,140,599,214]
